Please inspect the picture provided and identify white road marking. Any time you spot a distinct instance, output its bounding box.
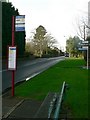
[26,72,41,81]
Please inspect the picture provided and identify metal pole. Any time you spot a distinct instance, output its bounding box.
[12,16,15,96]
[87,47,89,70]
[84,25,85,41]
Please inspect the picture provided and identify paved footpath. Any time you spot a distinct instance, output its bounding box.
[2,90,42,119]
[2,90,73,119]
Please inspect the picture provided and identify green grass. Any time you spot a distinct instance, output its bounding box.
[15,58,88,118]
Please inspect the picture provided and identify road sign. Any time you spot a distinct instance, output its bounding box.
[15,15,25,31]
[82,46,88,49]
[78,47,87,51]
[82,41,89,44]
[80,41,90,46]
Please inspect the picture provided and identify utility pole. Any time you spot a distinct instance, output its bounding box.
[83,24,90,69]
[84,25,85,41]
[83,25,87,63]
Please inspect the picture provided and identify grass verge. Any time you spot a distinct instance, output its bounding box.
[15,58,88,118]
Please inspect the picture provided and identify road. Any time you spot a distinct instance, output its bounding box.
[2,56,65,92]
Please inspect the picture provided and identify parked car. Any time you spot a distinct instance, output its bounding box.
[64,53,69,57]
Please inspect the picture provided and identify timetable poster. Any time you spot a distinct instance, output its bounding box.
[8,46,16,70]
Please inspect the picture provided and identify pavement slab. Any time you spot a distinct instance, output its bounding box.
[2,91,24,118]
[2,90,42,119]
[8,99,41,118]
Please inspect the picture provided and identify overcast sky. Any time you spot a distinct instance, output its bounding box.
[9,0,89,50]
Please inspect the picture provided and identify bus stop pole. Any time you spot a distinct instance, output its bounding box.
[12,16,15,96]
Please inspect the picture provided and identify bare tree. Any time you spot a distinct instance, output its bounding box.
[75,14,90,66]
[75,16,88,40]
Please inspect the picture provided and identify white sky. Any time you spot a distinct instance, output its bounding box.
[9,0,89,50]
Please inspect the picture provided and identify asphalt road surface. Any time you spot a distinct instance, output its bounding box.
[2,56,65,92]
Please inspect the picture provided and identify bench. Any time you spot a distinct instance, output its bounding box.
[48,81,68,119]
[34,81,68,119]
